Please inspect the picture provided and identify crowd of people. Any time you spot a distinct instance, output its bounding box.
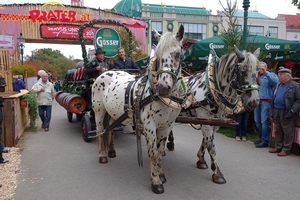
[234,63,300,157]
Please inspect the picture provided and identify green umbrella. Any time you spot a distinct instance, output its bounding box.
[184,34,300,70]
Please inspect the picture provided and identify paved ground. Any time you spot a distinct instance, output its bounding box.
[14,101,300,200]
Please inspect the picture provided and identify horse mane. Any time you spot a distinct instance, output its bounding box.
[217,50,257,79]
[155,32,181,58]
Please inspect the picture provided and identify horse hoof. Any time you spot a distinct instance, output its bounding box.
[162,151,166,156]
[159,174,167,184]
[99,157,108,164]
[196,160,208,169]
[166,142,174,151]
[108,150,116,158]
[151,184,164,194]
[212,174,227,184]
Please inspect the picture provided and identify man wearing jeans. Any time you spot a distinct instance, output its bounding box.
[254,62,279,148]
[31,72,55,132]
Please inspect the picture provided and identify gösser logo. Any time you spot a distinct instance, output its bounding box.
[265,43,280,50]
[29,1,90,23]
[209,43,225,49]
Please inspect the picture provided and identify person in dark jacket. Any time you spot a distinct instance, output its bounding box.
[86,48,112,79]
[269,68,300,156]
[113,47,140,74]
[13,75,26,92]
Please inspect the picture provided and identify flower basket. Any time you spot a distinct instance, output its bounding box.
[20,100,28,108]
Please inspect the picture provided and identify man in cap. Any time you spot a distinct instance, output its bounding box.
[269,68,300,156]
[86,47,112,79]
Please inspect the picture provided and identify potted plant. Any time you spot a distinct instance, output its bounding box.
[21,91,38,130]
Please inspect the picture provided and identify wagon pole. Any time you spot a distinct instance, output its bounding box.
[175,116,238,127]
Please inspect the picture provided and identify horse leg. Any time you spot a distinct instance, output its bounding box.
[96,112,110,164]
[205,129,226,184]
[108,130,116,158]
[166,130,175,151]
[196,134,208,169]
[145,127,164,194]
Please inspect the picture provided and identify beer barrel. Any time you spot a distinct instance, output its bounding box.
[57,92,70,107]
[63,94,86,114]
[55,91,64,102]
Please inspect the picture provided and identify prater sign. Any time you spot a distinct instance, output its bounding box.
[94,27,121,58]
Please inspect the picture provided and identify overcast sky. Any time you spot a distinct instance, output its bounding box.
[1,0,299,59]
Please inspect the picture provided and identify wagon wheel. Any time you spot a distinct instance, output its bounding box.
[76,113,83,122]
[67,111,73,123]
[82,115,92,142]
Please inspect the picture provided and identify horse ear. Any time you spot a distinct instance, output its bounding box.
[234,45,245,61]
[176,24,184,41]
[253,48,260,58]
[152,29,161,41]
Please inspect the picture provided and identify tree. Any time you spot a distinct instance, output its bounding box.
[27,48,76,80]
[218,0,268,60]
[112,28,148,62]
[292,0,300,9]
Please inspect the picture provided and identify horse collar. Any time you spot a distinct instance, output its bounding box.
[205,60,244,114]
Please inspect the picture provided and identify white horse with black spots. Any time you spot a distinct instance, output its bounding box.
[92,25,186,194]
[170,46,260,184]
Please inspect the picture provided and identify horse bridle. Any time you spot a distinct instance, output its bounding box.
[155,49,183,82]
[230,62,259,94]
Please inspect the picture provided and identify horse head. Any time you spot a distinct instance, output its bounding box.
[152,24,184,97]
[230,45,260,111]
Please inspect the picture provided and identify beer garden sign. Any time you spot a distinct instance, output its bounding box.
[93,27,121,58]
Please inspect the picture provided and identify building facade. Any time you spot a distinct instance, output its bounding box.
[140,4,286,55]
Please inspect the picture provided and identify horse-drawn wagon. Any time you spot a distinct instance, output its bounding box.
[57,20,262,194]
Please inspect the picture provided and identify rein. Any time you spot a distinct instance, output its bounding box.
[205,57,244,114]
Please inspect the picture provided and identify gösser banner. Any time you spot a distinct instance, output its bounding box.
[94,27,121,58]
[40,24,98,40]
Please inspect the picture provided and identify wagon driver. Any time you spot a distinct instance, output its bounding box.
[86,47,112,79]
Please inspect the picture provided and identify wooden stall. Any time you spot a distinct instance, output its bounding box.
[0,90,30,147]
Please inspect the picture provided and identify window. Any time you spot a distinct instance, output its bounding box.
[151,21,162,46]
[268,27,278,38]
[248,26,264,36]
[182,23,207,40]
[151,21,162,33]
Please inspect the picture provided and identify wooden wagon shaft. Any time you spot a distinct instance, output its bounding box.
[175,116,238,127]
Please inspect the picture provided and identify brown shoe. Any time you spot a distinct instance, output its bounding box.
[269,148,281,153]
[277,151,289,156]
[41,123,44,129]
[44,128,49,132]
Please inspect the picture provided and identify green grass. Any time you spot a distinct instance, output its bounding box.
[217,119,260,142]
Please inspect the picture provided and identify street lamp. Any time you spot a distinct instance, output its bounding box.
[17,32,25,65]
[242,0,250,50]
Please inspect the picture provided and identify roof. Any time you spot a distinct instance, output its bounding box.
[235,10,271,19]
[145,4,210,15]
[282,14,300,29]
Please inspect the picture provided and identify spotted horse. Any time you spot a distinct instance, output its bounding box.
[92,25,192,194]
[169,46,260,184]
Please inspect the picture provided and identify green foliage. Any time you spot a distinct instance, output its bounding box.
[218,0,268,59]
[111,28,148,62]
[292,0,300,9]
[21,92,38,131]
[28,48,76,80]
[11,63,36,77]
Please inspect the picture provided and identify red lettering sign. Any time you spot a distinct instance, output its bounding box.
[40,24,98,40]
[29,9,89,22]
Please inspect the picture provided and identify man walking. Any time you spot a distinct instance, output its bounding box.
[31,72,55,132]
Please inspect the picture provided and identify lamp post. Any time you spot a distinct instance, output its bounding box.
[17,32,25,65]
[242,0,250,50]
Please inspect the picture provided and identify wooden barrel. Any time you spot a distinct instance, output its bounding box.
[63,94,86,114]
[55,91,64,102]
[56,92,70,107]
